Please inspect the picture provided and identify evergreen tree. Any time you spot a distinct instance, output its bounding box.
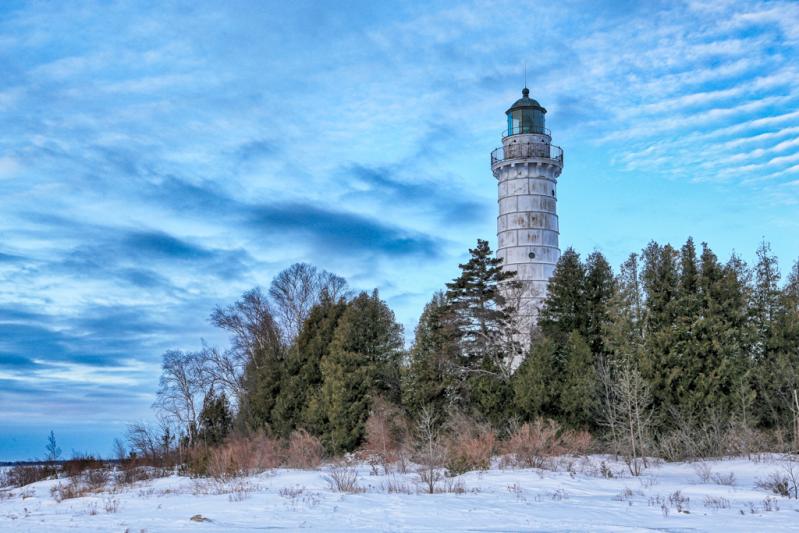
[445,239,518,374]
[233,296,286,433]
[583,251,616,357]
[639,241,680,426]
[240,347,284,432]
[271,293,347,437]
[751,240,781,361]
[758,257,799,433]
[604,253,645,367]
[321,290,404,453]
[197,390,232,446]
[513,336,558,420]
[444,239,517,421]
[539,248,586,346]
[402,292,459,422]
[559,331,598,428]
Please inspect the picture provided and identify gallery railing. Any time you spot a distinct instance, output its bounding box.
[491,143,564,165]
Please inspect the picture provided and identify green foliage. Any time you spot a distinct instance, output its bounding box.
[240,345,284,432]
[445,239,518,358]
[559,331,598,428]
[321,290,404,453]
[402,292,458,422]
[513,336,558,420]
[226,239,799,456]
[583,251,616,356]
[271,294,347,437]
[197,390,232,446]
[539,248,586,345]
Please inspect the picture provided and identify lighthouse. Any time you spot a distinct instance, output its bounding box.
[491,87,563,336]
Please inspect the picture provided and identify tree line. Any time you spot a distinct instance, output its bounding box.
[145,237,799,467]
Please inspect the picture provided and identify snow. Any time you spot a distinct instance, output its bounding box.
[1,455,798,531]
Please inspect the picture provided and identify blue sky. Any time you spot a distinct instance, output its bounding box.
[1,0,798,460]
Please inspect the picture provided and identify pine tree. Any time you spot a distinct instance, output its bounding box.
[445,239,518,372]
[539,248,586,346]
[751,240,781,361]
[604,253,645,367]
[583,251,615,357]
[45,430,61,462]
[240,348,283,432]
[402,292,459,423]
[445,239,517,421]
[321,290,404,453]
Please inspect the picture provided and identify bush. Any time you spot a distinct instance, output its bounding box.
[204,433,283,479]
[116,460,168,485]
[501,419,565,469]
[5,464,57,488]
[51,481,89,502]
[360,399,410,473]
[444,415,495,475]
[325,462,363,493]
[63,455,104,479]
[285,429,324,469]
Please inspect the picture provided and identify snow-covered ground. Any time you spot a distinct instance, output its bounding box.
[1,455,798,531]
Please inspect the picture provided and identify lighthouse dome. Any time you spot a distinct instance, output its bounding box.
[506,88,547,136]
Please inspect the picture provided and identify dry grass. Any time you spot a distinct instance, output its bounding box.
[704,495,730,510]
[381,475,413,494]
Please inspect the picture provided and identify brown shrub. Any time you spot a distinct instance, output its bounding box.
[502,419,565,469]
[206,433,284,479]
[116,458,169,485]
[560,428,592,456]
[50,481,90,502]
[63,455,104,479]
[83,467,110,490]
[248,432,285,470]
[5,464,57,488]
[324,462,364,493]
[444,414,496,474]
[360,399,410,473]
[285,429,323,469]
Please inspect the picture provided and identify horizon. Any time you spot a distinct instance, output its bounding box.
[2,0,799,461]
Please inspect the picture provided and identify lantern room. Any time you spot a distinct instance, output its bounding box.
[506,87,547,136]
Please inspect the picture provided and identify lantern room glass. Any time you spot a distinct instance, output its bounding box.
[507,109,545,136]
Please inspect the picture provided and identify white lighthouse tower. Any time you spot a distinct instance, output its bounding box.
[491,87,563,335]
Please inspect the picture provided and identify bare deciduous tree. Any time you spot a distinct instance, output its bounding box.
[126,422,160,461]
[210,288,283,370]
[153,350,208,444]
[602,363,653,476]
[112,438,128,461]
[414,406,445,494]
[269,263,349,342]
[199,345,246,408]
